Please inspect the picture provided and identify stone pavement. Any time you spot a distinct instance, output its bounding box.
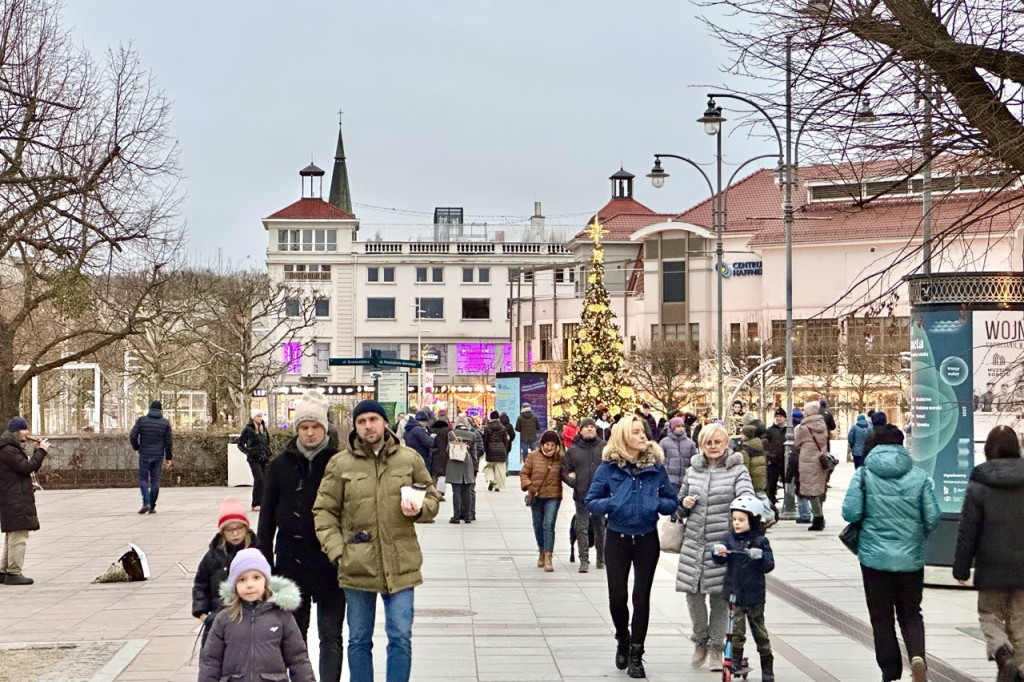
[0,461,997,681]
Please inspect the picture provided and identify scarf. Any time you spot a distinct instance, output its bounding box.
[296,436,329,462]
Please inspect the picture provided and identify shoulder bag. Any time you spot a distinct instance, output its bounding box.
[838,470,867,554]
[659,515,685,553]
[814,431,839,471]
[524,457,558,507]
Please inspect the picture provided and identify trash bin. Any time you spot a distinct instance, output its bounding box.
[226,434,253,487]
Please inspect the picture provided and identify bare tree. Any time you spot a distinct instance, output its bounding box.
[628,339,702,415]
[0,0,181,418]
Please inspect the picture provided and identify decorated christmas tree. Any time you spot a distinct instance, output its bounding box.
[553,217,636,420]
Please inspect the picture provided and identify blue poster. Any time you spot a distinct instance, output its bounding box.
[910,310,973,513]
[494,376,521,470]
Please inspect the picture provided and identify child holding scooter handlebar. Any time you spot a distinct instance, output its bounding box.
[711,496,776,681]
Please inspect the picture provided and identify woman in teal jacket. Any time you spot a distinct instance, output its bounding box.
[841,425,941,682]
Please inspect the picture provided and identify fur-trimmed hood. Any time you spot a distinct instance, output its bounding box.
[602,441,665,469]
[217,574,302,612]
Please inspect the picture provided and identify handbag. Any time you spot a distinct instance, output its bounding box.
[839,470,868,554]
[524,492,535,507]
[659,516,685,554]
[819,453,839,471]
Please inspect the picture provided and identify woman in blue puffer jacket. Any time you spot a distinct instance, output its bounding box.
[586,414,679,679]
[841,424,940,682]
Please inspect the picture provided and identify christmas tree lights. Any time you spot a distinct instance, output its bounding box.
[553,217,636,419]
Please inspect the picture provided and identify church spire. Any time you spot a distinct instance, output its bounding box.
[328,110,353,214]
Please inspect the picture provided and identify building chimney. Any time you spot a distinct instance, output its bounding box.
[529,201,546,242]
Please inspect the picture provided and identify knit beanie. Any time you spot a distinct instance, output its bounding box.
[539,430,560,447]
[7,416,28,432]
[774,407,787,418]
[489,411,500,420]
[873,423,904,445]
[217,496,249,531]
[522,403,532,412]
[792,409,804,424]
[415,411,430,422]
[352,399,388,423]
[871,410,888,427]
[250,408,262,419]
[150,400,162,410]
[669,416,686,431]
[227,548,272,587]
[293,389,329,431]
[579,417,597,429]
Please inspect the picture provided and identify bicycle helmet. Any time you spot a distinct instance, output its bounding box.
[729,495,763,521]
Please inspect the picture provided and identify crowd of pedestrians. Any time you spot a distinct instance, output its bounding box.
[7,389,1024,682]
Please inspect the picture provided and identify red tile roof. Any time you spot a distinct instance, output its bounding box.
[669,166,1024,247]
[574,197,675,240]
[266,198,356,221]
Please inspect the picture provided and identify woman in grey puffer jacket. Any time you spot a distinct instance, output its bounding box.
[658,416,697,497]
[676,421,754,672]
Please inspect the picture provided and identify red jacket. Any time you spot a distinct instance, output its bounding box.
[562,422,578,449]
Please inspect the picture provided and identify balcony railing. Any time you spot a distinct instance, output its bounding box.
[362,242,572,256]
[284,272,332,281]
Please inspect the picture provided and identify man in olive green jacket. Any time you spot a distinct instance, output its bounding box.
[313,399,439,682]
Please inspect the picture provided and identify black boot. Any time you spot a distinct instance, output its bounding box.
[615,635,630,670]
[995,645,1018,682]
[761,654,775,682]
[808,515,825,531]
[731,647,746,674]
[627,644,646,678]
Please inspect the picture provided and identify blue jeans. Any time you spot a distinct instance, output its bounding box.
[138,455,163,507]
[521,440,538,460]
[797,495,811,520]
[531,497,561,552]
[344,588,414,682]
[293,588,345,682]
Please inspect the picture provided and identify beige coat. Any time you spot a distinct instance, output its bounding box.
[794,413,830,498]
[313,430,440,594]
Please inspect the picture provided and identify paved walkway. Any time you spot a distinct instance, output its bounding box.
[0,462,996,681]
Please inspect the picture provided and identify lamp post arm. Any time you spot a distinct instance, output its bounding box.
[652,153,715,197]
[727,357,783,411]
[723,153,784,233]
[707,92,784,159]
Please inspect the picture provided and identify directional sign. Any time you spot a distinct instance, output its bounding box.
[329,349,421,369]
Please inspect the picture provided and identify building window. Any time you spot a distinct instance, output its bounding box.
[367,298,395,319]
[314,342,330,375]
[416,267,427,283]
[416,297,444,319]
[284,264,330,281]
[284,298,300,318]
[282,342,302,374]
[523,325,534,363]
[562,323,578,359]
[278,229,337,252]
[383,267,394,282]
[367,266,394,283]
[363,344,399,360]
[462,267,473,283]
[730,323,742,346]
[461,298,490,320]
[479,267,490,283]
[747,322,759,345]
[432,267,443,283]
[690,323,700,347]
[539,324,552,360]
[368,267,379,282]
[315,298,330,318]
[663,261,685,303]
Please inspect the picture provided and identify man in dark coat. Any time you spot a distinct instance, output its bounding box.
[257,389,345,682]
[561,417,606,572]
[129,399,173,514]
[430,414,451,499]
[0,416,48,585]
[237,408,272,511]
[403,411,433,471]
[515,403,541,459]
[483,411,510,491]
[763,408,787,507]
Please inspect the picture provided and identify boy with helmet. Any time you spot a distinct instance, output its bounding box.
[712,496,776,681]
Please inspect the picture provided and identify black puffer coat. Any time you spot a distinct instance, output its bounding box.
[257,433,343,600]
[712,529,775,608]
[237,420,271,464]
[953,457,1024,589]
[129,407,173,460]
[0,432,47,533]
[482,419,509,462]
[430,418,451,478]
[500,414,515,452]
[192,530,259,617]
[561,435,605,502]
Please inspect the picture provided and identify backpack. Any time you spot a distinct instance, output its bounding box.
[448,431,468,462]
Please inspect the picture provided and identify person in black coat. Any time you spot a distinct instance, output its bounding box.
[257,390,345,682]
[500,413,515,453]
[237,409,272,511]
[863,410,888,458]
[762,409,787,507]
[561,417,606,572]
[129,400,173,514]
[953,425,1024,681]
[483,412,510,492]
[712,496,776,681]
[430,415,451,498]
[192,496,259,648]
[403,411,433,471]
[0,417,48,585]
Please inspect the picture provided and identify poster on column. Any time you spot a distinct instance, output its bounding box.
[909,310,973,514]
[973,310,1024,463]
[377,372,408,424]
[494,375,521,471]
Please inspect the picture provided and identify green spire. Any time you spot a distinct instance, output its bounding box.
[328,111,353,214]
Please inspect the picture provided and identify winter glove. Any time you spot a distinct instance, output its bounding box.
[747,547,763,560]
[712,543,728,556]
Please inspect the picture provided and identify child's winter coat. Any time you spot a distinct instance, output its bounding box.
[711,528,775,608]
[191,530,259,618]
[198,575,314,682]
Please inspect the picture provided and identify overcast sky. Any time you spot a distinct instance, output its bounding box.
[61,1,774,264]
